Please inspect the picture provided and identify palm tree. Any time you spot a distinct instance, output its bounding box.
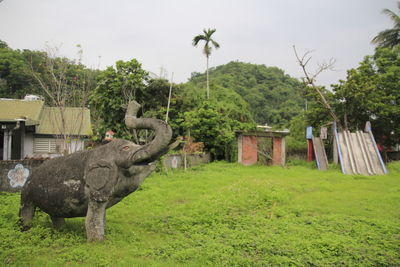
[372,2,400,48]
[192,28,220,99]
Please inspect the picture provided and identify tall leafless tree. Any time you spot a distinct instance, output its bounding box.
[29,44,96,155]
[293,46,341,129]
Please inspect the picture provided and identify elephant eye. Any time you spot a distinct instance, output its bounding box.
[122,146,130,151]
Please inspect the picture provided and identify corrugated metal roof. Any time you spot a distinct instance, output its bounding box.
[36,107,92,136]
[0,99,44,125]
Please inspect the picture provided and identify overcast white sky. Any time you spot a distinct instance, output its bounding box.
[0,0,397,88]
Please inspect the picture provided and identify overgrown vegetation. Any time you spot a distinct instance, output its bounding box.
[1,162,399,266]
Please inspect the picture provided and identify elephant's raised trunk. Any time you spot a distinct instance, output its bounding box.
[125,101,172,163]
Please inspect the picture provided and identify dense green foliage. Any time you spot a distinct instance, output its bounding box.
[0,40,99,102]
[285,113,308,154]
[1,162,399,266]
[0,44,41,98]
[332,47,400,149]
[89,59,148,140]
[190,61,306,127]
[183,99,254,160]
[136,79,203,138]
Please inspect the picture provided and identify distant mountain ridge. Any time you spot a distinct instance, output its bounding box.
[189,61,305,127]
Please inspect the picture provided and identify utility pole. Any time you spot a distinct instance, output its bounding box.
[165,72,174,123]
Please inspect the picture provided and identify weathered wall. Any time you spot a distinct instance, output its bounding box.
[241,136,258,166]
[163,153,210,169]
[24,133,34,158]
[0,159,44,192]
[272,137,283,166]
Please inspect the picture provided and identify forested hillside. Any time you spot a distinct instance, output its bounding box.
[189,61,306,127]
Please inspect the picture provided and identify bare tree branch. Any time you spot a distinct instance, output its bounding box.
[293,45,341,128]
[29,44,95,155]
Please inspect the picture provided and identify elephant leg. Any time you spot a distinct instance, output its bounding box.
[19,200,35,231]
[50,216,65,229]
[85,200,107,242]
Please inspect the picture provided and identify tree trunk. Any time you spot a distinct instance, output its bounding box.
[206,56,209,99]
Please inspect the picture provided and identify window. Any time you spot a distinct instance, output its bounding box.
[33,138,61,153]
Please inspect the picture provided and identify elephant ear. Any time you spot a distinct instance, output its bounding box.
[85,160,118,202]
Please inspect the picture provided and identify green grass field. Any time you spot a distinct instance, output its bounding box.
[1,161,399,266]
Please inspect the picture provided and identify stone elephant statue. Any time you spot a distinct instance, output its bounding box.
[19,101,172,241]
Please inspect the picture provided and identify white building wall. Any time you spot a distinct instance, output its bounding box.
[68,139,84,154]
[28,136,85,159]
[24,133,34,158]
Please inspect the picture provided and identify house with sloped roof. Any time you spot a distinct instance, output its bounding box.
[0,96,92,160]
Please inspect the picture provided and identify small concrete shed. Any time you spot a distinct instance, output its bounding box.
[236,129,289,166]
